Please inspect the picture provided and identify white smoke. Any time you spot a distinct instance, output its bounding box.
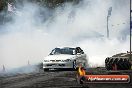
[0,0,130,71]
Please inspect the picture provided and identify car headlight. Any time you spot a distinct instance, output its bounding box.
[44,60,50,62]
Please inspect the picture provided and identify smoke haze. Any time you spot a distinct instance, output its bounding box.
[0,0,130,71]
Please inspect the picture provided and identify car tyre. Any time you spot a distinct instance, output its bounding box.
[105,58,131,70]
[73,60,77,70]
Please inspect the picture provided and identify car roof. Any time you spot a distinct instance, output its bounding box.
[56,47,76,49]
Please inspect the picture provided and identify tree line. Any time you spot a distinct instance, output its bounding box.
[0,0,80,11]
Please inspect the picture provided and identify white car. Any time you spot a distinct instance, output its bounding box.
[43,47,88,71]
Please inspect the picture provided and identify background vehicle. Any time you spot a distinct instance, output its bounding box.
[43,47,88,71]
[105,51,131,70]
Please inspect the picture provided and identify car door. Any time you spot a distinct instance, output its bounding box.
[75,47,87,67]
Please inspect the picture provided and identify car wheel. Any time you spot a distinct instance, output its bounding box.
[73,60,77,70]
[105,58,131,70]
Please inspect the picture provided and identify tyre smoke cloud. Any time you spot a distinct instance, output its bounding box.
[0,0,130,71]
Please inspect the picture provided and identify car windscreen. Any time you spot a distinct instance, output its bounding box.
[50,48,76,55]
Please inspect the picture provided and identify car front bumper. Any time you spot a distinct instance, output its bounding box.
[43,62,73,69]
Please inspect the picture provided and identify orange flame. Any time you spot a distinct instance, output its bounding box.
[78,66,86,76]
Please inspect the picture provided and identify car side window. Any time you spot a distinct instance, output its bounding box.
[76,47,84,54]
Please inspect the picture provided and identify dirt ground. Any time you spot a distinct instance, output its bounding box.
[0,68,132,88]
